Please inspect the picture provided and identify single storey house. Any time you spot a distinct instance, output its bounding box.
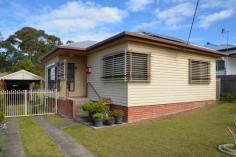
[205,43,236,76]
[40,32,225,122]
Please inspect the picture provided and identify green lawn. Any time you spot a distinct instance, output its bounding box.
[18,117,63,157]
[64,102,235,157]
[0,130,4,157]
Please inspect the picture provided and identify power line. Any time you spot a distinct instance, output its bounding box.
[187,0,200,45]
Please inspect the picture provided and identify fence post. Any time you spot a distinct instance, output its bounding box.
[24,90,27,115]
[55,89,58,113]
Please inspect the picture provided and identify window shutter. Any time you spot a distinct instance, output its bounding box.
[102,51,150,81]
[127,52,150,81]
[189,59,210,84]
[103,52,125,81]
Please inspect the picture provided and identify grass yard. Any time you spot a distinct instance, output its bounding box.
[18,117,63,157]
[0,130,4,157]
[64,102,236,157]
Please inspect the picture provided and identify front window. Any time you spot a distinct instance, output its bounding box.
[102,51,150,81]
[189,59,210,84]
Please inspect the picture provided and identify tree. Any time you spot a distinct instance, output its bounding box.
[11,58,37,74]
[0,27,62,75]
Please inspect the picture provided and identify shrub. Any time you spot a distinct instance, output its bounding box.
[0,112,5,124]
[93,102,108,114]
[93,113,103,119]
[82,102,95,113]
[112,110,124,117]
[82,101,108,114]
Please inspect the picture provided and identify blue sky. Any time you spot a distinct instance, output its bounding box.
[0,0,235,46]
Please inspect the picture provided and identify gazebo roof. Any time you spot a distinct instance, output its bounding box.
[0,70,43,81]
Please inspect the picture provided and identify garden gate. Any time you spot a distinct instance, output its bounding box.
[0,90,57,117]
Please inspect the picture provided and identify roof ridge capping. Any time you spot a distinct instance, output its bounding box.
[120,31,226,56]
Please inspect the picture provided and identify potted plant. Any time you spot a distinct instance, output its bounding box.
[82,102,95,122]
[93,113,103,127]
[103,116,114,126]
[112,110,124,124]
[93,101,108,114]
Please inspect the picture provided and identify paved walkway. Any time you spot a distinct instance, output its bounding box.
[35,116,96,157]
[3,118,25,157]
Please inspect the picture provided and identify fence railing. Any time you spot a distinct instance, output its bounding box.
[0,90,57,117]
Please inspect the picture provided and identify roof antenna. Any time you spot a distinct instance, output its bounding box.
[186,0,200,46]
[221,28,229,52]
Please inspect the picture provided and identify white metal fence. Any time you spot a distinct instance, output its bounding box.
[0,90,57,117]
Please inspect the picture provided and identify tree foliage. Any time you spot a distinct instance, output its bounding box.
[0,27,62,76]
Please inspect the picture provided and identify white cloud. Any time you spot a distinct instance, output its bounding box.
[199,9,234,28]
[28,1,126,31]
[126,0,154,12]
[23,1,127,42]
[200,0,236,9]
[63,31,116,42]
[154,2,194,26]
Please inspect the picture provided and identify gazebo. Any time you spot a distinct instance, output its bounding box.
[0,70,44,90]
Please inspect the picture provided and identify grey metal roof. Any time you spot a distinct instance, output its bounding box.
[204,43,236,56]
[140,32,188,44]
[65,40,98,48]
[140,31,216,52]
[204,43,236,51]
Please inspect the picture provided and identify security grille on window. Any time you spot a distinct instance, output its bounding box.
[189,59,210,84]
[102,51,150,81]
[67,63,75,91]
[57,61,65,80]
[48,66,57,90]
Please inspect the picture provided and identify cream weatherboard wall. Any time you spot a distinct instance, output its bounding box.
[45,54,87,98]
[87,43,128,106]
[127,41,216,107]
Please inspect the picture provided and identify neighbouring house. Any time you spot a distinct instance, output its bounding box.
[0,70,44,90]
[205,42,236,76]
[40,32,225,122]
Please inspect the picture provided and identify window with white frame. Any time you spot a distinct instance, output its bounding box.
[102,51,150,81]
[189,59,210,84]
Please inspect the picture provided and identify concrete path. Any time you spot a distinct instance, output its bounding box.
[3,118,25,157]
[35,116,96,157]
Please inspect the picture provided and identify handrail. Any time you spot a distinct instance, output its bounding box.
[87,82,101,100]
